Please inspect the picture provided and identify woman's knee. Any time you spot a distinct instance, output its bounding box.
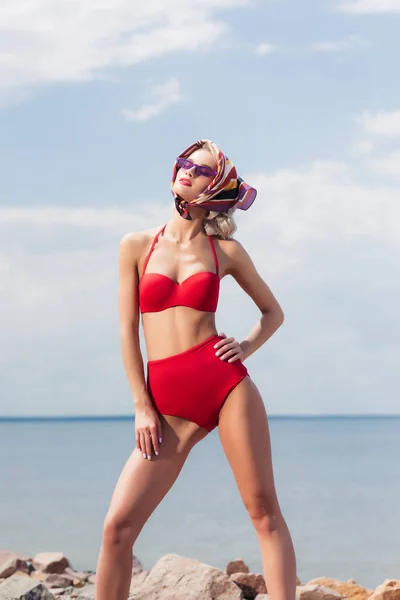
[102,513,136,548]
[244,491,282,533]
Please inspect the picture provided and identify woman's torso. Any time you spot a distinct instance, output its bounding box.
[137,223,229,361]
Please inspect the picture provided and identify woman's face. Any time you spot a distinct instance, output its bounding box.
[173,148,218,203]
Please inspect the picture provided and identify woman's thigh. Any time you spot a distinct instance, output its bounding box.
[217,376,281,516]
[103,416,209,540]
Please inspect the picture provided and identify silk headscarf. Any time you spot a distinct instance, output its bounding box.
[171,139,257,220]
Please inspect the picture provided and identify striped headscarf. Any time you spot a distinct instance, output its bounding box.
[171,139,257,220]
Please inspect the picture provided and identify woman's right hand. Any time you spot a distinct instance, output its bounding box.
[134,404,162,460]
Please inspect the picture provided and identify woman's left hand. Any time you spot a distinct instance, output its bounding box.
[213,332,244,363]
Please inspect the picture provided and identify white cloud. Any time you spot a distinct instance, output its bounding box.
[243,159,400,245]
[311,33,368,52]
[350,139,374,156]
[335,0,400,13]
[121,77,183,122]
[255,42,275,55]
[0,0,247,105]
[355,109,400,137]
[366,151,400,178]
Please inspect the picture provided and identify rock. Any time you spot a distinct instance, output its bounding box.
[71,584,96,598]
[9,570,31,579]
[129,569,150,590]
[297,584,344,600]
[0,551,32,565]
[63,567,90,583]
[229,572,267,599]
[306,577,373,600]
[226,559,250,576]
[31,570,48,582]
[131,554,145,576]
[48,588,70,597]
[0,555,31,578]
[33,552,71,574]
[45,573,74,588]
[0,573,55,599]
[127,553,244,599]
[370,579,400,600]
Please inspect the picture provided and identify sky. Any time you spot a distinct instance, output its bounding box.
[0,0,399,417]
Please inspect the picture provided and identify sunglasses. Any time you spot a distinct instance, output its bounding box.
[176,157,217,178]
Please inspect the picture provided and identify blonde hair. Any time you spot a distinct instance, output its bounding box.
[199,140,237,240]
[203,206,237,240]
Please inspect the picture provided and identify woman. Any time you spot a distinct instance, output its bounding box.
[95,139,297,600]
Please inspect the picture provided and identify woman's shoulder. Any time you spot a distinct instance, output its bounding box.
[119,224,165,258]
[213,234,245,254]
[120,224,164,246]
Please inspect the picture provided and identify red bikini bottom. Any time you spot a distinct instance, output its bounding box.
[146,334,250,433]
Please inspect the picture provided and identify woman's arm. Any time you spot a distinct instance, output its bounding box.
[223,239,284,362]
[118,232,150,409]
[118,232,162,459]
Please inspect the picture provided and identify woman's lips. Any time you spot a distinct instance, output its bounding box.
[179,178,192,186]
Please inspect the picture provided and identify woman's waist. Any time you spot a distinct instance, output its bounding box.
[143,314,218,362]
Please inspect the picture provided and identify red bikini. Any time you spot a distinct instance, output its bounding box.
[140,223,249,433]
[139,223,220,314]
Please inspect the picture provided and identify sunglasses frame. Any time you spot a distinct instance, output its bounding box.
[176,157,217,178]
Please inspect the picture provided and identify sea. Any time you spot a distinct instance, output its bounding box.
[0,416,399,590]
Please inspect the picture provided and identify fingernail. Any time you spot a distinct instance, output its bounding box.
[215,351,220,356]
[142,453,146,458]
[155,451,159,456]
[159,437,162,443]
[147,455,151,461]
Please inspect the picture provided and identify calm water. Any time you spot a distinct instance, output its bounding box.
[0,416,399,590]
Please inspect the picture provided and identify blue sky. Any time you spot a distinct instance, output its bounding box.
[0,0,399,416]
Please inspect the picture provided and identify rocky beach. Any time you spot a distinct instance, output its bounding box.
[0,549,398,600]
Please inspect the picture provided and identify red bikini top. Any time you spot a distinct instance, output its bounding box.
[139,223,220,314]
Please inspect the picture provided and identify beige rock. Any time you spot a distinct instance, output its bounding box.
[129,568,150,591]
[45,572,74,588]
[49,587,69,597]
[11,569,30,578]
[306,577,373,600]
[230,572,267,599]
[63,566,91,583]
[31,569,48,581]
[0,550,32,565]
[0,573,55,599]
[370,579,400,600]
[71,584,96,598]
[128,553,244,599]
[0,555,31,578]
[226,559,251,576]
[33,552,71,574]
[297,583,344,600]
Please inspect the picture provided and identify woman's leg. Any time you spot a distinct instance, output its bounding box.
[95,417,208,600]
[217,376,297,600]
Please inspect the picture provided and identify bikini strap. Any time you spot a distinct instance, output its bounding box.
[142,223,167,276]
[208,235,219,276]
